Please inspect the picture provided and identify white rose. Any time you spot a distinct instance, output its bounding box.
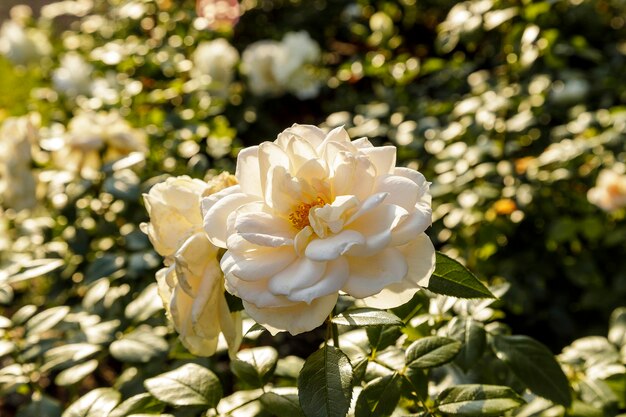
[203,124,435,335]
[52,52,94,97]
[192,39,239,92]
[588,167,626,212]
[242,31,322,99]
[143,173,241,357]
[0,20,51,66]
[0,116,38,211]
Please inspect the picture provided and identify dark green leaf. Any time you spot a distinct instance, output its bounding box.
[55,359,99,386]
[109,393,164,417]
[110,329,168,363]
[16,394,61,417]
[366,325,402,351]
[436,384,524,416]
[355,373,402,417]
[490,335,571,407]
[62,388,121,417]
[403,367,428,402]
[230,346,279,388]
[427,253,494,299]
[447,318,487,372]
[144,363,222,407]
[406,336,462,369]
[298,345,353,417]
[332,308,402,327]
[260,392,305,417]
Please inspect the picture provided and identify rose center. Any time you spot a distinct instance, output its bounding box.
[288,196,325,230]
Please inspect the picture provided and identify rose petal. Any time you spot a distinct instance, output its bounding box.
[235,211,294,247]
[346,204,407,257]
[358,146,397,176]
[389,204,431,246]
[268,257,326,296]
[342,247,408,298]
[221,246,296,281]
[277,124,326,150]
[305,229,365,261]
[236,146,263,197]
[374,174,420,211]
[203,191,259,247]
[242,293,338,335]
[288,257,349,303]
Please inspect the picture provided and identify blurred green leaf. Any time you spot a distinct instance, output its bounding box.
[16,394,61,417]
[259,392,304,417]
[110,328,168,363]
[62,388,121,417]
[491,334,572,407]
[109,393,164,417]
[144,363,222,407]
[446,317,487,372]
[231,346,279,388]
[124,283,163,322]
[55,359,99,386]
[25,306,69,336]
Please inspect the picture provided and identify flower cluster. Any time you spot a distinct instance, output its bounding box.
[144,123,435,353]
[588,167,626,212]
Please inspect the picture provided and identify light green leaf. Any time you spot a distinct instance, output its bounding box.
[446,318,487,372]
[406,336,462,369]
[436,384,524,416]
[355,373,402,417]
[260,392,304,417]
[25,306,69,335]
[55,359,99,386]
[62,388,121,417]
[0,316,11,328]
[42,343,101,372]
[8,259,64,284]
[332,308,403,327]
[110,329,168,363]
[491,334,571,407]
[427,253,494,299]
[231,346,279,388]
[11,305,37,325]
[0,284,13,304]
[0,340,15,357]
[298,345,353,417]
[609,308,626,347]
[124,283,163,322]
[109,393,164,417]
[144,363,222,407]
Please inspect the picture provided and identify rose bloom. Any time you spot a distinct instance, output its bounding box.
[52,52,94,97]
[0,20,51,66]
[49,110,147,179]
[588,167,626,212]
[203,124,435,335]
[143,173,242,356]
[0,116,38,211]
[241,31,322,99]
[192,38,239,92]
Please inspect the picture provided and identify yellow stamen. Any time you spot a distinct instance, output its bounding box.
[289,196,325,230]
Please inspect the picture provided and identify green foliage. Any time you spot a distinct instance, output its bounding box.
[144,363,222,407]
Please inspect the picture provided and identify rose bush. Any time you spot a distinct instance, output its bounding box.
[203,124,435,334]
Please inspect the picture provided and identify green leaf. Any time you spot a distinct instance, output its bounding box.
[260,392,305,417]
[25,306,70,335]
[42,343,101,372]
[0,284,13,304]
[11,304,37,325]
[124,283,163,322]
[230,346,279,388]
[144,363,222,407]
[403,367,428,402]
[0,340,15,357]
[109,393,164,417]
[609,307,626,347]
[298,344,353,417]
[447,318,487,372]
[366,325,402,351]
[436,384,524,416]
[427,253,494,299]
[355,373,402,417]
[110,329,168,363]
[406,336,462,369]
[8,259,64,283]
[62,388,121,417]
[16,394,61,417]
[332,308,403,327]
[55,359,99,386]
[490,334,571,407]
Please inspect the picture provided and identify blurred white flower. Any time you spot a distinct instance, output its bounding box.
[203,124,435,335]
[49,110,147,179]
[242,31,322,99]
[52,52,94,97]
[192,38,239,92]
[0,116,39,211]
[588,167,626,212]
[0,20,51,66]
[143,173,242,357]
